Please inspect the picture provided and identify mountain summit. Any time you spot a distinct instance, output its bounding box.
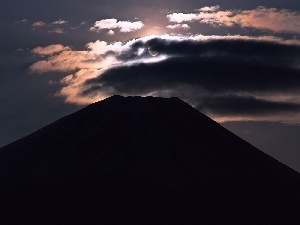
[0,95,299,224]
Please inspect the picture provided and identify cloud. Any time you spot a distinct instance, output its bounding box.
[90,18,144,33]
[107,30,115,35]
[58,69,104,105]
[52,19,68,25]
[233,7,300,34]
[15,48,26,52]
[29,40,123,103]
[31,44,70,55]
[16,19,28,23]
[48,28,65,34]
[167,13,199,24]
[167,6,300,34]
[30,35,300,123]
[196,95,300,117]
[167,24,190,29]
[32,21,47,27]
[29,49,102,73]
[199,6,220,12]
[167,6,234,26]
[83,36,300,123]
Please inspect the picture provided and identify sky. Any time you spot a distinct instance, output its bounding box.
[1,0,300,171]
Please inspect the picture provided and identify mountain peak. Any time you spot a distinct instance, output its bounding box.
[0,95,300,224]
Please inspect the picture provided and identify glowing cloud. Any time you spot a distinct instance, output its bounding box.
[167,13,199,23]
[52,19,68,25]
[199,5,220,12]
[29,34,300,124]
[167,24,190,29]
[107,30,115,35]
[58,69,108,104]
[90,18,144,33]
[32,21,47,27]
[167,6,300,34]
[31,44,70,55]
[233,7,300,33]
[48,28,65,34]
[29,40,126,103]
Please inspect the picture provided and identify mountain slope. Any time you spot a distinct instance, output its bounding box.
[0,95,299,224]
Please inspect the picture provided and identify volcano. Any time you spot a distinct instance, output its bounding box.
[0,95,300,224]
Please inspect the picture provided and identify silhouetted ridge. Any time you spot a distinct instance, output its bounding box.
[0,95,300,225]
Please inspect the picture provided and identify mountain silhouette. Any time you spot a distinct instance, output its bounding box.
[0,95,299,225]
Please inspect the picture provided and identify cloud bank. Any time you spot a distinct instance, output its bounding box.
[30,34,300,124]
[167,6,300,34]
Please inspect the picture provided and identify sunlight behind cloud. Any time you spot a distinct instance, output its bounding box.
[27,2,300,125]
[30,34,300,116]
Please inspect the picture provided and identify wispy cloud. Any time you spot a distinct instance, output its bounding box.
[167,13,199,24]
[90,18,144,33]
[15,48,26,52]
[48,28,65,34]
[167,24,190,29]
[232,7,300,34]
[167,6,300,34]
[30,41,127,74]
[32,21,47,27]
[31,44,70,55]
[16,19,28,23]
[52,19,68,25]
[29,36,167,103]
[167,6,233,26]
[107,30,115,35]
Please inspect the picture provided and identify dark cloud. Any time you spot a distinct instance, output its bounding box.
[82,37,300,121]
[120,38,300,67]
[196,95,300,116]
[98,55,300,93]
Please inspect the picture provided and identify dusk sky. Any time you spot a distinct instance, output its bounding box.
[1,0,300,171]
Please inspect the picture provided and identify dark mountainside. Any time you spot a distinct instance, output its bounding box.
[0,95,300,224]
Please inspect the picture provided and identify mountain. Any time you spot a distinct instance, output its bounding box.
[0,95,299,225]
